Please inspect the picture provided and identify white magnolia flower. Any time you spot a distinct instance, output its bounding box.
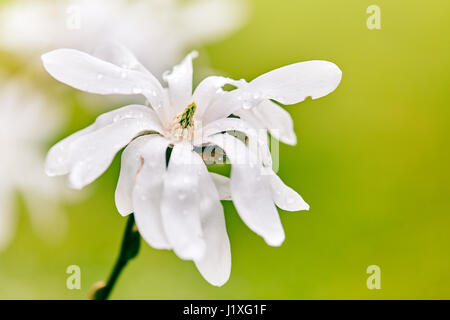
[0,0,247,78]
[0,77,67,251]
[42,46,341,285]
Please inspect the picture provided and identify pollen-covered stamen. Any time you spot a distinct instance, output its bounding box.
[179,102,196,129]
[171,102,197,141]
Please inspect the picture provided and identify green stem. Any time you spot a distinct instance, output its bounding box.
[92,214,141,300]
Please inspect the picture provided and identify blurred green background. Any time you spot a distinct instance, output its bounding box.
[0,0,449,299]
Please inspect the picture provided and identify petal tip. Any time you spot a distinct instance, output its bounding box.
[115,204,133,217]
[265,232,285,247]
[208,278,229,287]
[41,50,55,62]
[196,261,231,287]
[114,188,133,217]
[68,182,84,190]
[68,172,86,190]
[189,50,199,59]
[281,134,297,146]
[174,239,206,261]
[44,166,57,177]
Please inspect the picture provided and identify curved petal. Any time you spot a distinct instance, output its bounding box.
[41,49,165,108]
[115,135,156,216]
[203,61,342,123]
[237,100,297,145]
[207,134,285,246]
[269,172,309,212]
[68,118,155,189]
[46,105,162,177]
[200,79,249,124]
[45,105,162,189]
[160,143,206,260]
[132,136,171,249]
[45,125,96,177]
[163,51,198,118]
[92,41,151,75]
[210,173,231,201]
[193,76,241,120]
[203,117,272,168]
[249,60,342,105]
[194,162,231,286]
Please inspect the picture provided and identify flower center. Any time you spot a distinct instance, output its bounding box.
[179,102,196,129]
[170,102,197,142]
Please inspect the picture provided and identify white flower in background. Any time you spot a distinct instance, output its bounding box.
[0,0,247,78]
[41,45,341,285]
[0,77,67,252]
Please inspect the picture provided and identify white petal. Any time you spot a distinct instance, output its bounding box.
[207,134,285,246]
[249,60,342,105]
[193,76,240,120]
[237,100,297,145]
[203,117,272,168]
[163,51,198,117]
[132,136,171,249]
[269,173,310,212]
[194,162,231,286]
[203,61,342,123]
[210,173,231,201]
[200,79,249,124]
[45,125,96,177]
[92,41,151,75]
[46,105,162,189]
[160,144,206,260]
[46,105,162,177]
[115,135,155,216]
[41,49,165,106]
[68,119,152,189]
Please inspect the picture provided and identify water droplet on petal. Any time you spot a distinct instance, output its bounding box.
[243,102,252,109]
[96,73,104,80]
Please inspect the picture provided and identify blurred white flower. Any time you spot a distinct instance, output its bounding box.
[41,45,340,285]
[0,0,247,78]
[0,77,68,252]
